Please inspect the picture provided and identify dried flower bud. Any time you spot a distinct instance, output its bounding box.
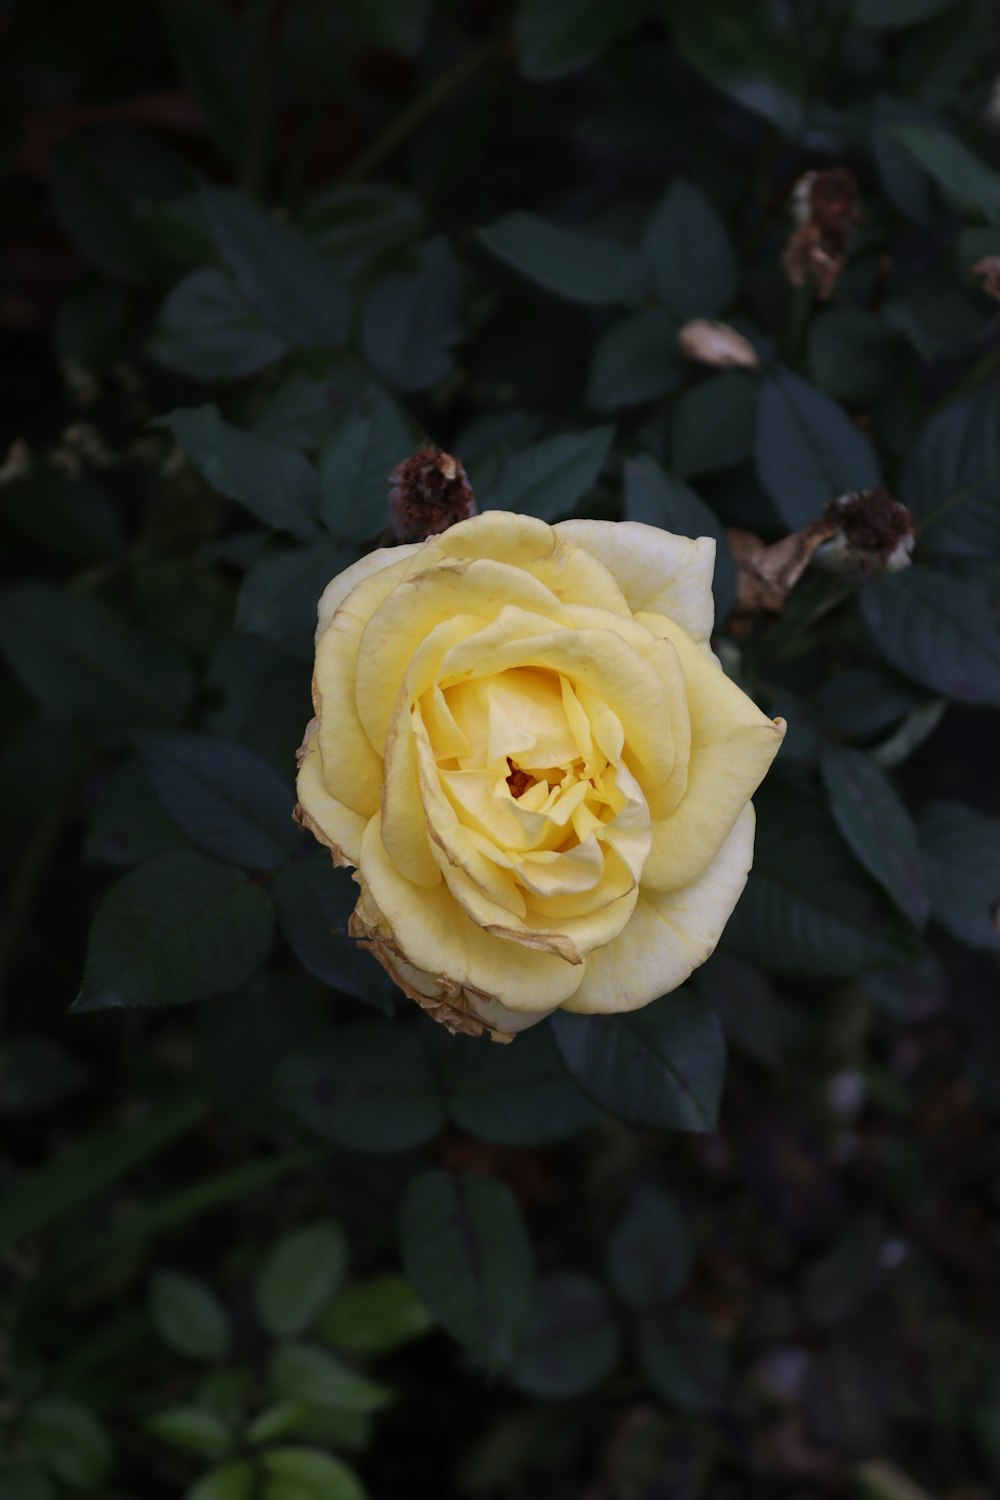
[678,319,759,370]
[815,488,915,575]
[783,168,862,301]
[388,446,477,544]
[971,255,1000,301]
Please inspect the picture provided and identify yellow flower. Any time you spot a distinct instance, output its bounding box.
[296,513,785,1041]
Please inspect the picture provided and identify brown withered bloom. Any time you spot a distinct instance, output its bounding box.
[726,487,913,632]
[387,446,477,544]
[783,168,863,301]
[814,487,914,575]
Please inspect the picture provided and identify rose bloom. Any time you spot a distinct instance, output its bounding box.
[296,513,785,1041]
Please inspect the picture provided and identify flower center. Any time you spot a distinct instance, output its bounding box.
[505,760,536,800]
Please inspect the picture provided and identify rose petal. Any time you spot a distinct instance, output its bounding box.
[561,802,756,1013]
[358,815,585,1012]
[556,519,716,644]
[637,614,785,890]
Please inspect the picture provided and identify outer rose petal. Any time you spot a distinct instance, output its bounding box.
[561,802,756,1013]
[295,723,366,865]
[638,612,785,889]
[357,815,585,1013]
[556,519,716,644]
[315,542,422,639]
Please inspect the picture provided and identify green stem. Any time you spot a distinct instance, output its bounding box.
[340,40,499,187]
[242,0,288,197]
[0,792,76,1036]
[785,279,813,369]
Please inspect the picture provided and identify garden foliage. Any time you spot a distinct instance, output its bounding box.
[2,0,1000,1496]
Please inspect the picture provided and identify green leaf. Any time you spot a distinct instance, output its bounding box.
[299,184,425,274]
[341,0,431,54]
[607,1191,691,1307]
[670,0,803,137]
[271,1343,393,1414]
[259,1448,365,1500]
[903,378,1000,557]
[756,368,881,527]
[47,139,161,283]
[552,995,725,1133]
[400,1169,535,1368]
[507,1273,621,1398]
[696,953,781,1069]
[84,755,188,868]
[0,586,193,737]
[158,406,320,539]
[318,386,413,542]
[483,427,614,518]
[141,732,299,871]
[623,455,736,621]
[185,1461,255,1500]
[891,125,1000,220]
[0,1462,55,1500]
[442,1023,598,1145]
[918,801,1000,951]
[672,373,757,479]
[360,237,463,391]
[272,853,389,1010]
[587,308,683,411]
[148,269,288,381]
[723,783,916,976]
[810,666,928,744]
[642,179,737,319]
[856,0,959,25]
[479,212,645,306]
[860,567,1000,707]
[159,0,250,168]
[821,746,929,927]
[24,1400,112,1490]
[277,1023,445,1151]
[637,1305,728,1411]
[258,1222,349,1337]
[808,307,905,405]
[236,537,350,642]
[145,1406,233,1458]
[74,851,275,1011]
[317,1274,432,1354]
[0,1092,205,1253]
[202,185,351,348]
[871,94,942,224]
[515,0,650,79]
[151,1270,229,1361]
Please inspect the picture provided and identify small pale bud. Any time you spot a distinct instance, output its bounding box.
[678,319,759,370]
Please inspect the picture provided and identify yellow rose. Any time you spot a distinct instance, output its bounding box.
[295,512,785,1041]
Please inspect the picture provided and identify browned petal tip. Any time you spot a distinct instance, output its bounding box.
[388,445,477,544]
[728,517,838,626]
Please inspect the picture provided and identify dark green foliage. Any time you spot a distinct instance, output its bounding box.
[4,2,1000,1496]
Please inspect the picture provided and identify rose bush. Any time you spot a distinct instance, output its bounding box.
[296,511,785,1040]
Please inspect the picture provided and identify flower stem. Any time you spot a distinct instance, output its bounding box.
[340,40,500,187]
